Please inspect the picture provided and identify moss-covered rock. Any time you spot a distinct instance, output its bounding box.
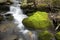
[38,30,53,40]
[22,11,52,30]
[55,32,60,40]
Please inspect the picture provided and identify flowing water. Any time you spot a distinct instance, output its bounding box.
[6,0,37,40]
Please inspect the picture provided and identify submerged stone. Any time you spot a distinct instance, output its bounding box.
[22,11,52,30]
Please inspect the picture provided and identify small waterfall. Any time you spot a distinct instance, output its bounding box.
[6,0,37,40]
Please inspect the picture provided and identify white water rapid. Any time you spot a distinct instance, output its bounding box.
[6,0,37,40]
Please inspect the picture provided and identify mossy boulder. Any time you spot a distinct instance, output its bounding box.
[38,30,53,40]
[22,11,52,30]
[55,32,60,40]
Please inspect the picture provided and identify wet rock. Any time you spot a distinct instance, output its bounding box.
[0,5,9,11]
[5,14,14,21]
[0,0,7,3]
[22,11,52,30]
[0,21,18,40]
[0,21,16,32]
[3,35,17,40]
[0,15,4,22]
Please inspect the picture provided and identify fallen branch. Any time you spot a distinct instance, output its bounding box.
[55,24,60,31]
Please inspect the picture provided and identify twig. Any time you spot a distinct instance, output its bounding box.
[55,24,60,31]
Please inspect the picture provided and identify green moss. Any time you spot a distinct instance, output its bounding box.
[55,32,60,40]
[38,30,53,40]
[22,11,52,30]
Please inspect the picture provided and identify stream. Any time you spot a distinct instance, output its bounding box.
[6,0,37,40]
